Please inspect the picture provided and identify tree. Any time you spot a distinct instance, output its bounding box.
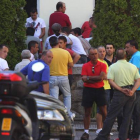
[0,0,27,69]
[90,0,140,49]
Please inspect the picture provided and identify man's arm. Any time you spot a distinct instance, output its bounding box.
[43,82,49,94]
[39,28,45,39]
[72,52,81,64]
[68,62,73,68]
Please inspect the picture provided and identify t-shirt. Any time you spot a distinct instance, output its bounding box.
[0,58,9,71]
[98,59,111,90]
[20,59,50,93]
[50,48,73,76]
[81,21,92,38]
[49,11,71,35]
[26,17,46,41]
[69,34,86,55]
[129,51,140,90]
[30,53,35,61]
[66,48,74,74]
[45,34,71,50]
[81,61,107,88]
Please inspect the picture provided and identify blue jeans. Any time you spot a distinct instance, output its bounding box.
[49,76,72,116]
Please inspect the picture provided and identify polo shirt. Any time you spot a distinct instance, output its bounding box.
[49,11,71,35]
[129,51,140,90]
[81,61,107,88]
[49,48,73,76]
[107,60,140,86]
[20,59,50,93]
[98,59,111,90]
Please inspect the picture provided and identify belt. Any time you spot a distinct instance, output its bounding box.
[121,85,133,89]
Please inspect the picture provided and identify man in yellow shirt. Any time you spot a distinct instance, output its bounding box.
[49,36,74,118]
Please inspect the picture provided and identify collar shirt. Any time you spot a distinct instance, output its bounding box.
[26,17,46,41]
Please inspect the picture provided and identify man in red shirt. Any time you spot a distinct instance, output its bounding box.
[58,36,80,87]
[48,2,72,36]
[81,48,107,140]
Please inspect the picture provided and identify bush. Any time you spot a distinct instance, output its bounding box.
[90,0,140,49]
[0,0,27,70]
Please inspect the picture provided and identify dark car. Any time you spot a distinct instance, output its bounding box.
[30,91,75,140]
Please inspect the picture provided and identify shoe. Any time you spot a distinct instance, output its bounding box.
[96,128,102,135]
[70,113,75,121]
[81,132,89,140]
[110,132,113,136]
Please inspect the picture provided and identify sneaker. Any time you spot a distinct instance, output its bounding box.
[96,129,102,135]
[70,113,75,121]
[110,132,113,136]
[81,132,89,140]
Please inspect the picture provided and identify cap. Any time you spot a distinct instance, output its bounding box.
[51,23,62,31]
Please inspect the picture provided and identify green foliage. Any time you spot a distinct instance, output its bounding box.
[0,0,27,69]
[91,0,140,49]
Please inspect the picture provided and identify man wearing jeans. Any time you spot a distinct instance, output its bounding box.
[95,48,140,140]
[49,36,74,118]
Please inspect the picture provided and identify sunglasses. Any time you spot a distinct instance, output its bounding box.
[92,66,94,73]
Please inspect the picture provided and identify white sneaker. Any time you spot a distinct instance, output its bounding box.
[110,132,113,135]
[96,128,102,135]
[70,113,75,121]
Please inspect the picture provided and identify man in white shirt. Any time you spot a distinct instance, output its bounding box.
[61,27,87,64]
[14,50,31,71]
[0,44,9,71]
[28,41,39,61]
[25,8,46,53]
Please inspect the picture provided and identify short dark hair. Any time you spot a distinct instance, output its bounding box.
[30,7,37,13]
[58,36,67,43]
[61,27,71,35]
[56,2,63,10]
[73,27,81,36]
[106,43,114,48]
[125,40,138,50]
[49,36,58,48]
[26,27,35,36]
[116,48,126,59]
[28,41,38,50]
[0,44,8,50]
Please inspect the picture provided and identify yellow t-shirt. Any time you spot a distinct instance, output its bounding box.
[50,48,73,76]
[98,59,111,90]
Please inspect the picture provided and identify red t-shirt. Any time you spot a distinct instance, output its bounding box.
[66,48,74,74]
[49,11,71,35]
[81,61,107,88]
[81,21,92,38]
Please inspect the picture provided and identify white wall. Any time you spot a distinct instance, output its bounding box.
[37,0,95,43]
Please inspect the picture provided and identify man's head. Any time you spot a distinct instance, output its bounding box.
[49,36,59,48]
[30,8,38,20]
[88,48,98,61]
[41,50,53,65]
[97,46,106,60]
[0,44,9,59]
[89,17,95,28]
[105,43,114,56]
[125,40,138,56]
[26,27,35,36]
[58,36,67,49]
[51,23,61,36]
[56,2,66,13]
[61,27,71,35]
[21,50,31,59]
[71,28,81,37]
[28,41,39,54]
[116,48,126,60]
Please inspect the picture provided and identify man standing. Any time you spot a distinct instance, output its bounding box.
[49,2,72,36]
[28,41,39,61]
[49,36,74,118]
[125,40,140,140]
[95,48,140,140]
[81,48,107,140]
[0,44,9,71]
[14,50,31,71]
[58,36,80,87]
[21,50,53,95]
[96,46,111,135]
[26,8,46,53]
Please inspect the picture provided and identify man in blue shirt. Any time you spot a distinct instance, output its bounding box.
[21,50,53,94]
[125,40,140,140]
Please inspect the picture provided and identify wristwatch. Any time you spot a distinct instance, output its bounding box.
[87,76,89,80]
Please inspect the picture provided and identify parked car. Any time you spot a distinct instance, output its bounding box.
[30,91,75,140]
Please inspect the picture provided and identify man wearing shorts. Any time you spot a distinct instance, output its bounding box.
[81,48,107,140]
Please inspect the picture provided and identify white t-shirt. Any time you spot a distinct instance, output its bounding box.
[26,17,46,41]
[69,34,86,55]
[0,58,9,71]
[45,34,71,50]
[30,53,35,61]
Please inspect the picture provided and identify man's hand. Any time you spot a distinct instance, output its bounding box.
[82,75,88,82]
[121,88,134,96]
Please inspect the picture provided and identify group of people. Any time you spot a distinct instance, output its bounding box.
[0,1,140,140]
